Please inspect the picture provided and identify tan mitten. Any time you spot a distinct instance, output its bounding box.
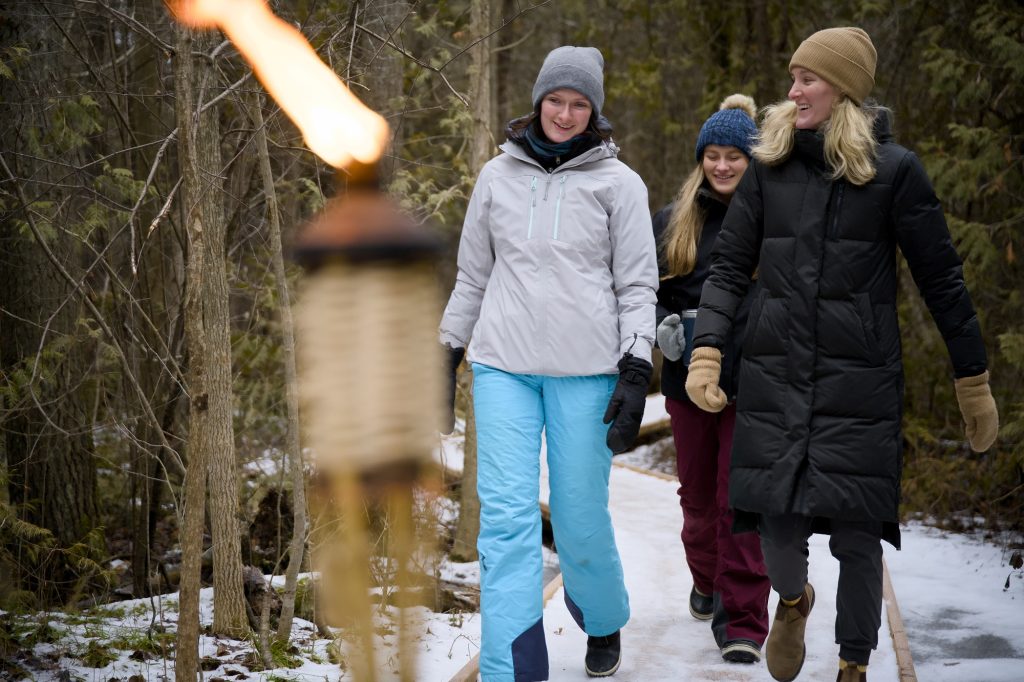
[685,347,727,413]
[954,371,998,452]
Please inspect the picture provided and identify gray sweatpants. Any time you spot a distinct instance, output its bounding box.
[759,513,883,665]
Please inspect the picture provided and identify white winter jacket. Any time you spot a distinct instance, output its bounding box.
[440,140,658,376]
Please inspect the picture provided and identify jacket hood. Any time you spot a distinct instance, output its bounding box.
[870,105,894,143]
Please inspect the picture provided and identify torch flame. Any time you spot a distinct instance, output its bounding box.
[168,0,390,168]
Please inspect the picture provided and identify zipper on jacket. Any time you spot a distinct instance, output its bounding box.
[527,176,538,239]
[827,182,845,240]
[552,176,568,240]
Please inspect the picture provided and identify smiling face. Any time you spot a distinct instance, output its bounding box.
[788,67,839,130]
[539,88,593,143]
[702,144,749,198]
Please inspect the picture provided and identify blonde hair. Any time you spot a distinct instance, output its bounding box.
[752,97,878,185]
[660,165,706,278]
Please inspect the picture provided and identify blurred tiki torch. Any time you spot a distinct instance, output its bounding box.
[168,2,443,680]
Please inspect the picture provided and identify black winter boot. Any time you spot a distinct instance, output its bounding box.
[585,630,621,677]
[688,586,713,621]
[721,639,762,663]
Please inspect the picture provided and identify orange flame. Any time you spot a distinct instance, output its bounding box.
[168,0,389,168]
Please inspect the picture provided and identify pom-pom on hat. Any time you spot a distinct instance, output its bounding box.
[531,46,605,115]
[789,27,877,104]
[694,94,758,162]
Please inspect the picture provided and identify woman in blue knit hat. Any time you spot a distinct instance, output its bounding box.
[440,46,658,680]
[652,93,771,665]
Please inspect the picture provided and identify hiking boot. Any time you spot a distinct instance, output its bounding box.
[688,586,713,621]
[836,658,867,682]
[585,630,621,677]
[766,583,815,681]
[721,639,762,663]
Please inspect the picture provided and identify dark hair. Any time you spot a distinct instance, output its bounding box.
[505,109,614,143]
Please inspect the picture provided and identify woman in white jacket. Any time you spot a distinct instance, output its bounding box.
[440,46,658,680]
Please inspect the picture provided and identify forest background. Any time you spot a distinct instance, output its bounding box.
[0,0,1021,673]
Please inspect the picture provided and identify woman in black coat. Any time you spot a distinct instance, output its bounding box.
[684,27,999,682]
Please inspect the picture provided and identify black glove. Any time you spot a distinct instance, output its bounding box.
[442,345,465,434]
[602,353,653,454]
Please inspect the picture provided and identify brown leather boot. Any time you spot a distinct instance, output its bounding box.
[766,583,815,681]
[836,658,867,681]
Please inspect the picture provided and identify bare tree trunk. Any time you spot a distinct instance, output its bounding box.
[126,0,185,599]
[450,0,493,563]
[174,431,207,682]
[495,0,516,131]
[197,71,248,642]
[172,20,247,651]
[362,0,410,186]
[173,23,205,681]
[247,91,308,644]
[450,369,480,561]
[467,0,495,175]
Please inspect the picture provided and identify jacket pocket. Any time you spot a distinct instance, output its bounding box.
[551,175,612,254]
[853,293,884,365]
[551,175,568,240]
[742,289,770,355]
[526,175,539,239]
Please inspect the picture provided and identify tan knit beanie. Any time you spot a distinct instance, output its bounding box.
[789,27,877,104]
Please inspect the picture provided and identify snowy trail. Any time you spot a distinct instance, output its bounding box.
[537,458,901,681]
[441,394,1024,681]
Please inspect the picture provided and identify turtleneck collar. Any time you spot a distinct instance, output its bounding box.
[793,128,829,171]
[507,116,610,171]
[697,185,731,214]
[521,124,601,170]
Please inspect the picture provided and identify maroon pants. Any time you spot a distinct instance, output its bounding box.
[667,397,770,647]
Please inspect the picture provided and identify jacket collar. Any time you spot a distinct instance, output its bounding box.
[697,185,730,212]
[500,138,618,172]
[793,105,895,170]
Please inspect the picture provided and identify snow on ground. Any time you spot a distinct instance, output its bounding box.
[5,396,1022,681]
[538,443,898,681]
[884,523,1024,682]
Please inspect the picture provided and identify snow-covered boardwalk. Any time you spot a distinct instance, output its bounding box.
[540,461,902,681]
[446,394,905,681]
[442,395,1024,682]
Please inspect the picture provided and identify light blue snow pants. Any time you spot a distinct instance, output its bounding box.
[472,363,630,682]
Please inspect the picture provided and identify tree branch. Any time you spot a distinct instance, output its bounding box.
[355,24,469,107]
[86,0,176,55]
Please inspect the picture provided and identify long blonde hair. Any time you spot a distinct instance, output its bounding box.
[752,97,878,185]
[660,164,706,278]
[661,94,757,278]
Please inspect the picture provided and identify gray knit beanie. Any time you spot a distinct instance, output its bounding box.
[531,46,605,115]
[694,94,758,162]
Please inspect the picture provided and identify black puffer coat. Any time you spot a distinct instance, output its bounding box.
[653,188,753,403]
[693,111,987,548]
